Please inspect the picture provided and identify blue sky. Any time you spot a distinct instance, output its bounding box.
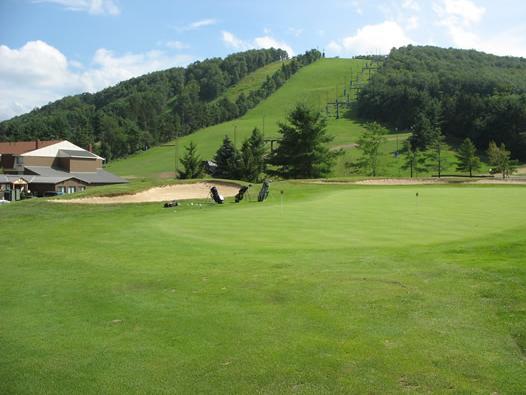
[0,0,525,120]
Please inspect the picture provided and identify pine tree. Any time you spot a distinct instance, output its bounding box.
[456,138,480,177]
[178,141,203,179]
[214,135,239,179]
[426,133,449,177]
[347,122,387,176]
[402,141,428,178]
[269,104,337,178]
[237,128,266,182]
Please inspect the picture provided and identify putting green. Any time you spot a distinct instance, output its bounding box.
[1,183,525,393]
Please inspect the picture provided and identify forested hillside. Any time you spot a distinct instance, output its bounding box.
[0,48,321,160]
[357,46,526,159]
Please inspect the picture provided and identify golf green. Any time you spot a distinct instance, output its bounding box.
[1,183,525,393]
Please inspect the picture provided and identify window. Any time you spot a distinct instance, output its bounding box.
[57,186,65,194]
[78,186,86,192]
[67,186,76,194]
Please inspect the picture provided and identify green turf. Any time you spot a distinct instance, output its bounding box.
[218,60,286,103]
[1,183,525,393]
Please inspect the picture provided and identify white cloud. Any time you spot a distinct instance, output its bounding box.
[221,31,249,50]
[441,0,485,25]
[34,0,120,15]
[327,21,413,55]
[0,40,192,120]
[221,31,294,56]
[478,26,526,58]
[254,36,294,56]
[177,18,217,31]
[432,0,488,50]
[166,40,189,50]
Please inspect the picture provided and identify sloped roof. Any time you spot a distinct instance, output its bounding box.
[22,140,104,160]
[58,149,98,159]
[0,140,62,155]
[25,166,127,184]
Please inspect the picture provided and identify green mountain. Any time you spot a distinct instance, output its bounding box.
[0,48,321,161]
[106,57,383,179]
[357,45,526,159]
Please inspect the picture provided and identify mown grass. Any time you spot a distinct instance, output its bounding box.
[1,183,525,393]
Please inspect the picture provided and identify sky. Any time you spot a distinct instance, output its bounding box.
[0,0,525,120]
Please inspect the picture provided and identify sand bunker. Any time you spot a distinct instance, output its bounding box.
[355,178,444,185]
[355,178,526,185]
[56,182,241,204]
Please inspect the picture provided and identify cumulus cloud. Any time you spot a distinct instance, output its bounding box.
[0,40,192,120]
[34,0,120,15]
[327,21,413,55]
[221,31,294,56]
[430,0,526,55]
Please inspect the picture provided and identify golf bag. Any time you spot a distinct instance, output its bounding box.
[257,180,270,202]
[163,200,179,208]
[210,186,224,204]
[235,186,249,203]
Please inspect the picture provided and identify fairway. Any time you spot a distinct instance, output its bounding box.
[1,183,526,393]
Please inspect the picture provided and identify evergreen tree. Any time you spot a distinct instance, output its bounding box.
[269,104,336,178]
[402,141,428,178]
[456,138,480,177]
[237,128,266,182]
[426,132,449,177]
[347,122,387,176]
[214,135,239,179]
[178,141,203,179]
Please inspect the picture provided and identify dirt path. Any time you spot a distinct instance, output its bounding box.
[55,182,241,204]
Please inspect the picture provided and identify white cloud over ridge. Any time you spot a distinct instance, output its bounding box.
[34,0,120,15]
[432,0,526,57]
[221,31,294,56]
[0,40,192,120]
[327,21,413,55]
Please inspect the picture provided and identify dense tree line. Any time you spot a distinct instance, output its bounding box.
[0,48,321,161]
[357,45,526,160]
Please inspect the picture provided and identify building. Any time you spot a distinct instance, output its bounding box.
[0,140,127,199]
